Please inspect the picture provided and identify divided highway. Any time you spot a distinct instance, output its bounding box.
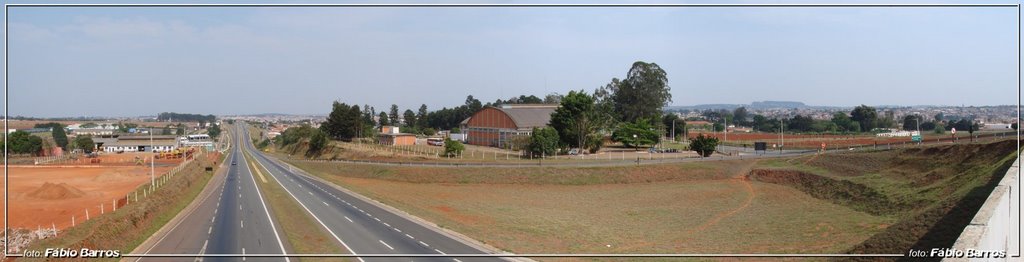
[133,124,500,261]
[240,126,499,262]
[133,128,290,262]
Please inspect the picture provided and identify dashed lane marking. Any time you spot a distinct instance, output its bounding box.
[379,240,394,250]
[344,216,353,223]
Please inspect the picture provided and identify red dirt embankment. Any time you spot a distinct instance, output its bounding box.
[746,169,903,216]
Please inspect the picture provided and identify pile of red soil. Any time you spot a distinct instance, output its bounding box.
[26,182,86,200]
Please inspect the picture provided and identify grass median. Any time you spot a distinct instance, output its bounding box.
[243,150,348,262]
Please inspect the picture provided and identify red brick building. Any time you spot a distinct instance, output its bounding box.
[463,104,557,147]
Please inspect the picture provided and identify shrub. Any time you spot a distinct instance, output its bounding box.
[690,133,718,157]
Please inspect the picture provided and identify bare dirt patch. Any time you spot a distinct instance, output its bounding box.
[2,165,172,230]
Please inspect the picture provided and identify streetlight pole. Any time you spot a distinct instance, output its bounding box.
[780,119,785,153]
[150,128,154,190]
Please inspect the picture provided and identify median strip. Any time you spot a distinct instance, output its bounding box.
[250,161,269,183]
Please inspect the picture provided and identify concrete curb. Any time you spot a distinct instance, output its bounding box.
[270,157,535,262]
[124,147,230,261]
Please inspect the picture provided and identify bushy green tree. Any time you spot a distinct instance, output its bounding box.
[207,124,222,139]
[850,105,878,131]
[443,138,465,157]
[612,61,672,123]
[321,102,363,141]
[549,90,599,152]
[71,135,95,153]
[308,129,328,155]
[690,133,718,157]
[527,127,559,157]
[7,131,43,155]
[612,119,659,149]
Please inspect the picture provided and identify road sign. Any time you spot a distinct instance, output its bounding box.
[951,128,956,134]
[912,135,922,142]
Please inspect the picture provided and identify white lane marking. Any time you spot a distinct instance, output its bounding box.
[323,201,329,206]
[418,241,429,247]
[253,152,364,262]
[309,191,313,195]
[239,193,242,198]
[195,240,209,262]
[405,234,414,239]
[394,228,401,233]
[454,259,463,262]
[242,247,246,261]
[374,217,381,222]
[208,226,212,234]
[241,220,244,228]
[434,249,446,255]
[239,204,242,210]
[344,216,353,223]
[383,223,390,227]
[241,148,291,262]
[211,216,215,223]
[378,240,394,250]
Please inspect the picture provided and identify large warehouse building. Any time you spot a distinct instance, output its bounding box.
[462,104,557,147]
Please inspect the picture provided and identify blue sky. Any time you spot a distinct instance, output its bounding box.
[3,1,1019,117]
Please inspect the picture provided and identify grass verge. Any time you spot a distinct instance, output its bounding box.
[27,152,223,261]
[243,150,347,262]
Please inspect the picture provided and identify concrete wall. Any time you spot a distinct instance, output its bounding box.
[945,155,1020,261]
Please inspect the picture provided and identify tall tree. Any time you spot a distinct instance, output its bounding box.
[662,113,685,137]
[403,109,417,130]
[378,112,390,127]
[549,90,598,151]
[35,123,68,150]
[321,101,362,141]
[389,104,400,126]
[902,115,924,131]
[416,104,429,129]
[613,61,672,123]
[850,105,878,132]
[732,107,749,126]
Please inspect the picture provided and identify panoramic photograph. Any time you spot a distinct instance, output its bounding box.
[1,1,1020,261]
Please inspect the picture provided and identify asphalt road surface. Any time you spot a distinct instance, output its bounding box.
[134,128,290,262]
[239,126,498,262]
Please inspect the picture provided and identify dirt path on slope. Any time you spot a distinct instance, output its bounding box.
[686,160,759,234]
